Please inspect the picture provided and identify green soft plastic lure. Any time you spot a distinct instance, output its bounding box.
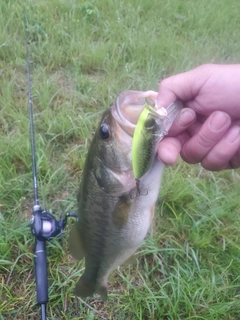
[132,100,183,185]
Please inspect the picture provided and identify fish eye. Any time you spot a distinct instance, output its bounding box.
[99,123,110,139]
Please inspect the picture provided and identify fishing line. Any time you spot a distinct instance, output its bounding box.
[24,10,77,320]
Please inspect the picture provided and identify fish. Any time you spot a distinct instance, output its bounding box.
[69,90,182,301]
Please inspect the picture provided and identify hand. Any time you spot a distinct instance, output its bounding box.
[157,64,240,170]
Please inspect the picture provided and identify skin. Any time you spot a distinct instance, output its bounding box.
[156,64,240,171]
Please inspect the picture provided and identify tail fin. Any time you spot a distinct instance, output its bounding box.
[75,276,108,301]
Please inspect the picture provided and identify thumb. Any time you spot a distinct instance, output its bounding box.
[156,67,202,107]
[156,78,178,107]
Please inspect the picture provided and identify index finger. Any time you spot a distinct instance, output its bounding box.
[167,108,196,136]
[157,108,196,165]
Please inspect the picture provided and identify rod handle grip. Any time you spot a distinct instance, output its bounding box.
[34,239,48,305]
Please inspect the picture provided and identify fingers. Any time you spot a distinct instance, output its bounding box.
[158,110,240,170]
[156,64,240,170]
[229,147,240,169]
[201,125,240,170]
[157,108,196,165]
[181,111,231,164]
[168,108,196,136]
[157,133,189,165]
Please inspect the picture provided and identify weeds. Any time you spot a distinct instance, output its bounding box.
[1,0,240,319]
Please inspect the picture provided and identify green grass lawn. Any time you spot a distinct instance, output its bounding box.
[1,0,240,319]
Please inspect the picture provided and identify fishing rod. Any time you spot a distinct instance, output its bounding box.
[24,13,77,320]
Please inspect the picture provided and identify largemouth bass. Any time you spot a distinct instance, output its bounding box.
[69,90,182,301]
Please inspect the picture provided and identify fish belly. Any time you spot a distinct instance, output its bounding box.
[71,160,164,300]
[96,159,165,294]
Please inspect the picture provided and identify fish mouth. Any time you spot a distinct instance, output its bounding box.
[112,90,158,136]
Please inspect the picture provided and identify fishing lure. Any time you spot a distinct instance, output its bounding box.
[132,100,183,192]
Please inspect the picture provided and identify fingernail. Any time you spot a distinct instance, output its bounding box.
[177,109,195,127]
[225,126,240,143]
[209,112,230,131]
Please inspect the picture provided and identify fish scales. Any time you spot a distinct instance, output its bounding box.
[69,91,182,300]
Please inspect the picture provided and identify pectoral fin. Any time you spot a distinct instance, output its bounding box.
[112,196,132,228]
[68,222,85,261]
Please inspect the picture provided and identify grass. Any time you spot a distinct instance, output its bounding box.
[1,0,240,319]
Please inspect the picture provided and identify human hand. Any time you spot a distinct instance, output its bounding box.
[157,64,240,170]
